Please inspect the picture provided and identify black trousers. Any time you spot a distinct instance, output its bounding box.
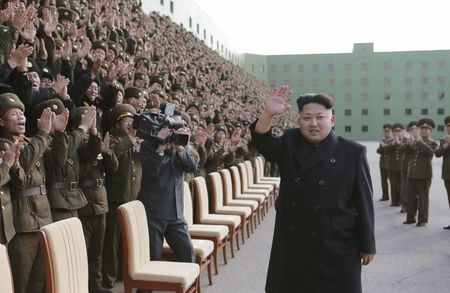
[380,166,390,200]
[406,178,431,223]
[147,216,195,263]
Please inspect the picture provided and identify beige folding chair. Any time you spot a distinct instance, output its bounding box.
[209,172,252,242]
[244,160,275,209]
[39,218,89,293]
[193,176,242,258]
[238,162,272,213]
[230,166,266,223]
[117,201,200,293]
[0,244,14,293]
[220,169,259,232]
[255,156,280,192]
[183,182,229,275]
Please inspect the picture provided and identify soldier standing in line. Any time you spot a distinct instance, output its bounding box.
[435,116,450,230]
[102,104,142,289]
[399,121,419,213]
[384,123,406,207]
[0,93,55,293]
[403,118,438,227]
[376,124,393,201]
[76,106,118,293]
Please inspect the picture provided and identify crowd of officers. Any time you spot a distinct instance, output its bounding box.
[377,116,450,228]
[0,1,290,293]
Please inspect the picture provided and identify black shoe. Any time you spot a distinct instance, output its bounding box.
[403,220,416,224]
[416,222,426,227]
[379,198,389,201]
[443,225,450,230]
[400,209,407,213]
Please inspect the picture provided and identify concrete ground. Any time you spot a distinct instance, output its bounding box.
[112,141,450,293]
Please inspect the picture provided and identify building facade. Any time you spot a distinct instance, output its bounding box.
[244,43,449,140]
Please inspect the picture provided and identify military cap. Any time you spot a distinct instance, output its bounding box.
[215,123,228,135]
[36,99,65,116]
[407,121,418,129]
[170,92,181,103]
[70,2,81,17]
[54,38,66,49]
[198,119,207,129]
[180,112,191,126]
[382,124,392,130]
[107,41,119,56]
[0,25,12,36]
[241,120,250,127]
[124,87,143,99]
[134,72,146,81]
[135,56,150,69]
[418,118,435,129]
[444,116,450,126]
[233,121,243,129]
[110,104,136,123]
[186,102,201,113]
[26,58,41,75]
[41,66,54,81]
[118,37,127,51]
[150,89,167,100]
[178,70,188,78]
[73,106,89,125]
[113,81,124,93]
[225,123,235,135]
[55,23,67,39]
[56,0,70,8]
[171,83,185,93]
[149,75,165,88]
[189,113,199,124]
[392,123,405,131]
[92,40,108,53]
[58,7,77,22]
[0,93,25,118]
[180,97,188,106]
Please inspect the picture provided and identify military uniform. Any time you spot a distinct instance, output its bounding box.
[434,116,450,229]
[376,124,393,201]
[102,105,142,288]
[384,123,406,206]
[0,142,15,245]
[404,119,438,226]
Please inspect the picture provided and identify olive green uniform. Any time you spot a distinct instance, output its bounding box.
[377,138,391,201]
[0,162,14,245]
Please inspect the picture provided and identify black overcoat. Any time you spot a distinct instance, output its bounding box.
[251,124,376,293]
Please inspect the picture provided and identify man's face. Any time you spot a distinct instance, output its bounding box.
[28,71,41,91]
[393,129,404,139]
[85,82,98,101]
[40,77,53,88]
[116,91,123,105]
[0,108,26,135]
[124,97,140,111]
[214,130,226,144]
[134,78,145,88]
[116,116,133,135]
[383,129,392,139]
[420,127,432,139]
[297,103,335,144]
[92,48,106,62]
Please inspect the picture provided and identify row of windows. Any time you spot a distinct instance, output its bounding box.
[270,76,448,87]
[343,125,446,133]
[344,108,445,116]
[269,61,447,73]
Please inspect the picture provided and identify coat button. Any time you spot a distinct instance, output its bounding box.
[68,159,73,165]
[318,179,325,186]
[294,177,301,183]
[1,205,4,210]
[330,158,336,163]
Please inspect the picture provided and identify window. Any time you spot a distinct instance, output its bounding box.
[298,65,304,72]
[210,35,213,45]
[362,126,368,132]
[189,17,192,28]
[345,126,352,132]
[345,64,352,71]
[283,64,291,73]
[270,65,277,73]
[361,93,369,101]
[345,109,352,116]
[328,79,336,86]
[438,108,445,115]
[170,1,174,13]
[248,65,254,72]
[405,62,413,70]
[384,93,390,100]
[221,44,223,53]
[405,108,412,115]
[438,76,446,84]
[361,63,368,71]
[160,0,164,5]
[197,23,200,34]
[384,78,391,85]
[345,94,352,101]
[270,80,276,87]
[312,64,319,72]
[384,62,391,70]
[216,40,219,49]
[421,92,428,100]
[438,125,445,132]
[259,65,265,73]
[362,109,368,115]
[421,61,429,70]
[438,92,445,99]
[344,78,352,86]
[328,64,335,72]
[438,60,446,69]
[421,109,428,115]
[312,79,318,87]
[297,80,304,87]
[203,29,206,39]
[361,78,369,86]
[384,109,390,115]
[283,80,291,87]
[421,77,429,84]
[405,92,412,100]
[405,77,412,85]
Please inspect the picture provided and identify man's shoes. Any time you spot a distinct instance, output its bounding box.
[403,220,416,224]
[416,222,426,227]
[379,198,389,201]
[443,225,450,230]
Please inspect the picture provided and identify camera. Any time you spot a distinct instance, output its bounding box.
[132,103,189,146]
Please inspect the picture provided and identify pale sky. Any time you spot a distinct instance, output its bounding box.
[190,0,450,55]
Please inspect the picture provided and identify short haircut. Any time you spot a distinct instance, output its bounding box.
[297,94,334,112]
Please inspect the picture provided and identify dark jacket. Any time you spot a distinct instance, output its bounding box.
[138,140,197,220]
[406,139,438,179]
[434,138,450,180]
[251,123,375,293]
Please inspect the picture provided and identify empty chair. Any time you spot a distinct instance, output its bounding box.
[209,172,252,242]
[238,162,271,213]
[117,200,200,293]
[255,156,280,190]
[183,182,229,275]
[39,218,89,293]
[193,176,242,258]
[0,244,14,293]
[220,169,259,232]
[244,160,275,209]
[230,166,266,222]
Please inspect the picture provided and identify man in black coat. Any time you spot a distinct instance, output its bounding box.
[251,86,376,293]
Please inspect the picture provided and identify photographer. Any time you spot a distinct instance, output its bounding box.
[137,126,197,262]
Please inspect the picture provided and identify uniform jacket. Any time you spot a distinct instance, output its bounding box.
[434,138,450,180]
[376,138,391,170]
[105,131,142,203]
[0,163,14,243]
[251,124,375,293]
[406,139,438,179]
[138,140,197,220]
[384,139,407,172]
[78,133,118,216]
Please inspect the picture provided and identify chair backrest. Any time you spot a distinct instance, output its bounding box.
[39,218,89,293]
[209,172,224,210]
[254,157,264,181]
[220,169,234,205]
[117,201,150,277]
[237,163,250,190]
[244,161,256,185]
[0,244,14,293]
[183,182,194,226]
[193,176,210,222]
[229,166,242,197]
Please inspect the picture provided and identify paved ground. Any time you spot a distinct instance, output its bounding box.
[112,141,450,293]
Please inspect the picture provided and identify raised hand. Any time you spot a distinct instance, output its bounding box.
[8,4,27,32]
[42,7,58,36]
[20,20,36,42]
[80,106,96,131]
[52,108,69,132]
[52,74,70,96]
[101,132,110,153]
[37,108,53,134]
[264,85,292,116]
[1,142,16,168]
[39,38,48,60]
[8,44,33,69]
[77,37,92,60]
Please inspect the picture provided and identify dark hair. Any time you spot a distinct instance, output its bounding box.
[296,94,334,111]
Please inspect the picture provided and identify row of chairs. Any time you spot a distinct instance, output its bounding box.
[0,156,279,293]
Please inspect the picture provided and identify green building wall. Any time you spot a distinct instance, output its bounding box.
[244,43,449,140]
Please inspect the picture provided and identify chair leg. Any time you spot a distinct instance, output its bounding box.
[207,256,213,285]
[213,243,219,275]
[235,227,240,251]
[222,239,228,265]
[241,221,246,244]
[246,219,251,239]
[229,229,235,258]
